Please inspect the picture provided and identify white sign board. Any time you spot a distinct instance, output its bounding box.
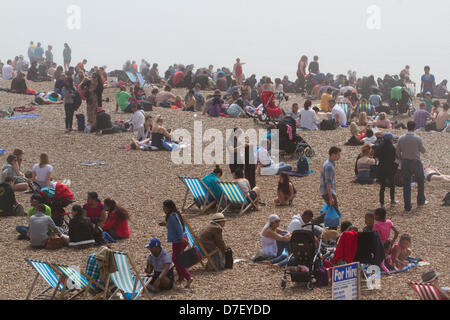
[332,262,360,300]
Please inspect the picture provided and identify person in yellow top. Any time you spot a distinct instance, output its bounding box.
[320,88,333,112]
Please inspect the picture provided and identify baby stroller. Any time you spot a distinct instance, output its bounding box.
[255,91,285,124]
[281,225,323,290]
[277,116,315,158]
[29,182,75,227]
[390,86,414,115]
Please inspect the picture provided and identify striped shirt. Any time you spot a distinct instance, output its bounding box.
[320,158,336,196]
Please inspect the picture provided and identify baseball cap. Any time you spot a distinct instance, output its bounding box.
[145,238,161,249]
[383,132,396,141]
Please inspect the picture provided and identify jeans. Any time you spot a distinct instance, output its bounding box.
[401,159,426,210]
[161,140,180,151]
[64,103,75,129]
[277,162,293,174]
[16,225,29,237]
[123,103,134,113]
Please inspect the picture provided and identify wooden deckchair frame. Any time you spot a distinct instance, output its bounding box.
[184,219,220,272]
[216,181,258,216]
[178,176,217,216]
[104,251,151,300]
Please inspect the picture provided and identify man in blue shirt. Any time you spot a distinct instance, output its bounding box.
[421,66,436,96]
[320,146,341,213]
[34,43,44,63]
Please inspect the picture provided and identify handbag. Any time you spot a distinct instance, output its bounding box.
[45,234,66,250]
[178,248,201,268]
[224,247,233,269]
[369,164,379,179]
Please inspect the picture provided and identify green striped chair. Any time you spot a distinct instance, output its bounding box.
[215,181,258,216]
[179,176,217,215]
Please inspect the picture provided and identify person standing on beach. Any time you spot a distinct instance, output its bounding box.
[396,121,427,212]
[319,147,341,213]
[45,45,53,68]
[233,58,245,86]
[34,43,44,64]
[297,55,308,91]
[421,66,436,96]
[308,56,320,74]
[28,41,36,64]
[63,43,72,72]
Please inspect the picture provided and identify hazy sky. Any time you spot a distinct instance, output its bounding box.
[2,0,449,83]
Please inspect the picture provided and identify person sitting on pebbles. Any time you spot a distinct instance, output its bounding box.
[199,213,228,271]
[145,238,175,293]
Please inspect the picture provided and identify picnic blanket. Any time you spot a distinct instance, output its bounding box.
[4,114,40,120]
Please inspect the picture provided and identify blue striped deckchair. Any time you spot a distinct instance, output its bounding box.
[184,220,220,271]
[52,263,105,300]
[356,102,375,116]
[107,251,151,300]
[25,258,66,300]
[215,181,258,216]
[179,176,217,215]
[336,103,351,120]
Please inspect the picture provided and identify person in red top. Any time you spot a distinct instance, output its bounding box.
[102,198,130,239]
[172,68,185,87]
[76,59,87,73]
[233,58,245,85]
[82,192,106,225]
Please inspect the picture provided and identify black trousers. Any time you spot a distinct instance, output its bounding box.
[379,177,395,205]
[64,103,75,129]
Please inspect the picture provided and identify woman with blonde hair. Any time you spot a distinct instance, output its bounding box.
[355,144,376,184]
[32,153,54,189]
[373,112,391,129]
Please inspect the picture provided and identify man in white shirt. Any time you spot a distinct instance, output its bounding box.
[128,104,145,131]
[330,99,347,126]
[2,60,15,80]
[287,210,324,235]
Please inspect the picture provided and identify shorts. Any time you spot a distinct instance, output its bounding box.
[150,268,174,290]
[249,190,258,201]
[426,172,440,182]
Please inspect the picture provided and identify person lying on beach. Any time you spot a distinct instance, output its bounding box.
[424,168,450,183]
[34,92,63,105]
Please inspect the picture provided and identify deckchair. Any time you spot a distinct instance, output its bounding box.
[179,176,217,215]
[184,220,220,271]
[25,258,66,300]
[215,181,258,216]
[52,263,105,300]
[356,102,375,116]
[105,251,151,300]
[409,281,445,300]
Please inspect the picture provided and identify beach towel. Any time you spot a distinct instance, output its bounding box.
[4,114,40,120]
[81,161,105,166]
[379,258,423,275]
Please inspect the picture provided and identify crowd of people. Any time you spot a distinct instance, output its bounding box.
[1,45,449,299]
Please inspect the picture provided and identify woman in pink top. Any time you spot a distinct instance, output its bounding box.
[233,58,245,86]
[83,192,106,225]
[372,208,399,244]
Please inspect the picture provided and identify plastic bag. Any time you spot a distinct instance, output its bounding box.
[322,203,342,228]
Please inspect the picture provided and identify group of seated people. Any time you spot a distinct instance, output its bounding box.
[414,101,449,132]
[15,191,130,248]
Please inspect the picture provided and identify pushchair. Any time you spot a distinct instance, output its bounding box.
[280,225,326,290]
[276,116,315,158]
[29,182,75,227]
[252,91,285,125]
[390,86,414,115]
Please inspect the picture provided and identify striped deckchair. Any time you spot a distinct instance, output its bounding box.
[336,103,351,120]
[52,263,105,300]
[179,176,217,215]
[106,251,151,300]
[25,258,66,300]
[184,220,220,271]
[215,181,258,216]
[356,102,375,116]
[409,282,444,300]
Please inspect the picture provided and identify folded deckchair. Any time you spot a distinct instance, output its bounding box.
[136,73,146,87]
[409,281,445,300]
[126,72,137,83]
[25,258,66,300]
[106,251,151,300]
[179,176,217,215]
[184,220,220,271]
[215,181,258,216]
[52,263,105,300]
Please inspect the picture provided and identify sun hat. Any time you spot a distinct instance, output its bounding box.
[383,132,396,141]
[145,238,161,249]
[211,213,227,222]
[421,270,440,283]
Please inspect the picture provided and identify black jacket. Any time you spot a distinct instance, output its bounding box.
[96,111,112,131]
[0,183,16,215]
[374,140,397,179]
[68,214,95,243]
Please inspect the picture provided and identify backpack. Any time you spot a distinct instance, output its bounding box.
[320,118,337,131]
[442,192,450,207]
[73,90,82,110]
[76,114,85,132]
[297,155,311,175]
[224,247,233,269]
